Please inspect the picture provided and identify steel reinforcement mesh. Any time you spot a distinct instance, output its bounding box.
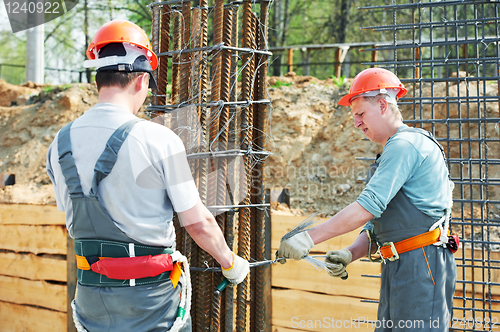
[361,1,500,330]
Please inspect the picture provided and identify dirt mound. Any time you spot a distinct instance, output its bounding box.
[0,79,40,107]
[266,80,380,216]
[0,83,98,204]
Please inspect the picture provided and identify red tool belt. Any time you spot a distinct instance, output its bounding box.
[76,254,173,280]
[379,228,441,261]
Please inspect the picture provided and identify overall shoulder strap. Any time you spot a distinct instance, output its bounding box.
[90,118,142,196]
[58,122,84,198]
[398,126,446,161]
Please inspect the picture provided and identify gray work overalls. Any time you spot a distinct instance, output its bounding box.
[58,119,191,332]
[368,128,456,332]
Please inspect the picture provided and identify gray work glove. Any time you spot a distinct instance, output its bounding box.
[276,231,314,263]
[222,252,249,285]
[325,248,352,279]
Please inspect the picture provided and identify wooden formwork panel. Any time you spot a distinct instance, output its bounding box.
[272,288,378,332]
[0,275,67,312]
[0,203,66,225]
[0,301,67,332]
[0,203,67,331]
[271,214,380,332]
[0,224,67,255]
[0,251,66,282]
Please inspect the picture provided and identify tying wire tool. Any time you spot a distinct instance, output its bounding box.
[193,258,286,295]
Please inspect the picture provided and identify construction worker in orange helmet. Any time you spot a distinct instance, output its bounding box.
[277,67,457,331]
[47,19,249,332]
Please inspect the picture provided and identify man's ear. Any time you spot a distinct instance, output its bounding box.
[379,98,389,114]
[135,73,148,91]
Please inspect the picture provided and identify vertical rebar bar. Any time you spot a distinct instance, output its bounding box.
[171,9,184,254]
[158,5,171,106]
[151,0,161,106]
[171,10,183,106]
[249,12,259,332]
[180,1,191,104]
[253,4,270,331]
[189,9,203,327]
[225,5,239,332]
[209,2,225,331]
[196,1,211,331]
[236,2,255,332]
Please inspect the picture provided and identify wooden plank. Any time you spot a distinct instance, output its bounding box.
[272,258,380,300]
[0,301,66,332]
[67,235,77,332]
[0,252,66,282]
[0,224,67,255]
[0,275,66,312]
[272,288,377,332]
[0,203,65,226]
[271,214,363,253]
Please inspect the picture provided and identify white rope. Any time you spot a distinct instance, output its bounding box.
[168,251,192,332]
[71,300,88,332]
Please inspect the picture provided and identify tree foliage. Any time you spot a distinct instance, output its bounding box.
[1,0,425,83]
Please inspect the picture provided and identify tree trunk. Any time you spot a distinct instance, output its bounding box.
[84,0,91,83]
[337,0,352,43]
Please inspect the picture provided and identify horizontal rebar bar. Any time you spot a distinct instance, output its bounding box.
[362,38,500,52]
[156,43,272,57]
[366,57,500,66]
[359,1,496,11]
[401,118,500,124]
[207,203,270,212]
[187,149,271,160]
[146,99,271,112]
[363,17,500,32]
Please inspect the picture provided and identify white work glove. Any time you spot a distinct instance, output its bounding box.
[222,252,249,285]
[325,248,352,279]
[276,231,314,262]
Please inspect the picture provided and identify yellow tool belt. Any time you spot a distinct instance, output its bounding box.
[379,228,441,261]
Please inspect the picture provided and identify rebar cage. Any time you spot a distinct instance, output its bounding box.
[147,1,272,332]
[361,1,500,330]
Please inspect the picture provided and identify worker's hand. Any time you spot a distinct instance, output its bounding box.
[276,231,314,263]
[222,252,249,285]
[325,248,352,279]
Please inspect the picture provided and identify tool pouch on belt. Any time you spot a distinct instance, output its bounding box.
[447,235,460,253]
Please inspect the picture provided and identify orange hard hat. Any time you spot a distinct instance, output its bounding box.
[86,20,158,70]
[338,68,407,106]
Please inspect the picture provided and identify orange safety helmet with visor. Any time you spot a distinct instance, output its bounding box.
[338,68,407,106]
[86,20,158,70]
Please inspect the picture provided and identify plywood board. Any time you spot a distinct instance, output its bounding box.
[272,288,378,332]
[0,275,66,312]
[272,258,380,300]
[0,224,67,255]
[0,203,65,225]
[0,251,66,282]
[0,301,66,332]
